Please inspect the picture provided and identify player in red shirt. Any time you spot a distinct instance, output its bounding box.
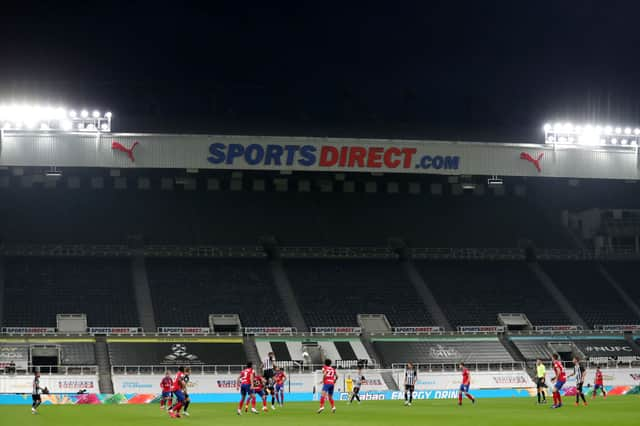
[550,354,566,409]
[592,366,607,399]
[249,375,268,412]
[317,359,338,414]
[237,362,256,415]
[168,366,187,418]
[274,367,287,407]
[457,363,475,405]
[160,371,173,411]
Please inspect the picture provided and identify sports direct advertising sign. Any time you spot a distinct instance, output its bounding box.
[7,131,640,180]
[395,370,535,391]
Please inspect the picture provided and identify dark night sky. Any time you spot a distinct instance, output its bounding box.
[2,1,640,141]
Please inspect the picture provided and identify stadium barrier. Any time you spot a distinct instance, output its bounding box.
[0,374,100,393]
[0,366,98,376]
[2,386,639,404]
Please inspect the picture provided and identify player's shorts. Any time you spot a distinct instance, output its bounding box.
[405,385,415,393]
[173,390,186,402]
[576,382,583,393]
[275,384,284,392]
[353,387,360,394]
[32,394,41,402]
[594,384,604,390]
[255,389,265,398]
[263,369,274,380]
[459,384,470,393]
[240,384,252,396]
[536,378,545,388]
[322,384,335,396]
[553,380,565,391]
[161,391,172,398]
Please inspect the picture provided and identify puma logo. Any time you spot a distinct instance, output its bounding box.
[520,152,543,172]
[111,141,139,162]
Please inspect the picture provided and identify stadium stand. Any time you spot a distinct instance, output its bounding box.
[417,260,569,326]
[540,261,640,326]
[601,261,640,305]
[284,259,431,326]
[255,338,371,365]
[60,343,96,365]
[509,339,554,361]
[2,257,137,327]
[0,186,572,248]
[372,338,515,368]
[146,258,289,327]
[107,340,246,367]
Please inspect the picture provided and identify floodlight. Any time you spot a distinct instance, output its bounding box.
[604,126,613,134]
[100,123,109,131]
[625,127,632,135]
[615,127,622,134]
[105,111,112,118]
[634,128,640,135]
[92,110,100,118]
[611,138,618,144]
[554,122,563,132]
[80,109,89,118]
[69,110,77,118]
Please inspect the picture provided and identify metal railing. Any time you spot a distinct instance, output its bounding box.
[0,365,98,375]
[391,362,526,372]
[111,362,379,376]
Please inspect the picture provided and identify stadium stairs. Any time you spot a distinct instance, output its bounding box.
[243,336,261,370]
[94,336,114,394]
[132,255,156,332]
[269,258,308,331]
[401,259,453,331]
[528,262,588,328]
[598,264,640,319]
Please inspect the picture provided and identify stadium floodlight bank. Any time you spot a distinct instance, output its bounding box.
[0,103,112,132]
[544,121,640,147]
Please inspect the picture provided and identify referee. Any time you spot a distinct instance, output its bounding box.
[404,363,417,406]
[262,351,275,381]
[535,359,546,404]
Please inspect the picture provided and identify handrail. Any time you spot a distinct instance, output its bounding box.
[0,365,98,375]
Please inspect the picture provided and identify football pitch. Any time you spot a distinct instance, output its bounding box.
[4,397,640,426]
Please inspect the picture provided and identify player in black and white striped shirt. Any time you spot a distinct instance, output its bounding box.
[569,357,587,407]
[262,352,275,381]
[404,363,417,406]
[31,372,43,414]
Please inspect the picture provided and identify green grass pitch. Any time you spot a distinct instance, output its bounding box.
[6,397,639,426]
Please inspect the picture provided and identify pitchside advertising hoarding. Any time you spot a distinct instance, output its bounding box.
[0,375,100,394]
[4,132,640,180]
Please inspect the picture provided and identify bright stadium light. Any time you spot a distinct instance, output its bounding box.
[0,102,112,132]
[544,120,640,148]
[105,111,112,118]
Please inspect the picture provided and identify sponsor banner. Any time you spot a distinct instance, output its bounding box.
[397,370,535,391]
[595,325,640,332]
[0,375,100,394]
[1,327,56,334]
[310,327,362,334]
[392,327,444,334]
[108,342,244,365]
[157,327,210,334]
[7,132,640,180]
[533,325,581,332]
[2,387,640,404]
[0,344,29,371]
[113,374,240,394]
[243,327,296,335]
[457,326,505,333]
[88,327,141,335]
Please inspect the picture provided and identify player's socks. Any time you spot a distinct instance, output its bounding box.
[319,396,325,408]
[238,398,245,411]
[541,391,546,402]
[184,401,190,412]
[329,397,335,409]
[466,393,474,402]
[458,393,463,405]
